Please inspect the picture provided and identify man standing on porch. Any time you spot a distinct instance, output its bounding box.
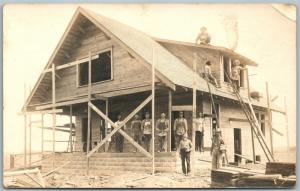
[156,113,169,152]
[194,112,205,152]
[142,112,152,152]
[115,114,125,152]
[174,111,188,150]
[130,114,142,152]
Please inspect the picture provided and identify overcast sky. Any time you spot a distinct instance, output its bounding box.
[3,4,296,154]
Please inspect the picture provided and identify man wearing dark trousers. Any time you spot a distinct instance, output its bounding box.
[115,114,125,152]
[179,134,192,175]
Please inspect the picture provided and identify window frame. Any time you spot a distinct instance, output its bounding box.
[76,47,114,87]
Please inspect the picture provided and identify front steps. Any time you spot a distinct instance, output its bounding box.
[41,152,177,175]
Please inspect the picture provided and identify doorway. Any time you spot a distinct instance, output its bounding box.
[234,128,242,163]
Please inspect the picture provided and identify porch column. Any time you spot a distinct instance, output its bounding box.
[168,90,172,152]
[191,53,197,175]
[87,51,92,175]
[52,63,56,169]
[105,99,109,152]
[151,48,155,174]
[69,105,73,152]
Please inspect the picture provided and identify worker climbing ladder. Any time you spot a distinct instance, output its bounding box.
[224,72,275,162]
[203,70,229,165]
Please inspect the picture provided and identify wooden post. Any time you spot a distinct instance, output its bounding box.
[24,84,27,167]
[266,82,273,155]
[284,96,289,149]
[41,114,44,154]
[52,63,56,169]
[192,53,197,175]
[69,105,73,152]
[151,48,155,174]
[87,51,92,175]
[24,113,27,167]
[246,68,256,163]
[29,114,32,166]
[168,90,172,152]
[105,99,109,152]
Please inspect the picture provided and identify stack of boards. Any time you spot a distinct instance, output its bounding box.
[211,162,296,188]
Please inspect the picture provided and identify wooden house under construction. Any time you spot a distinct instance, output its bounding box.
[22,7,285,174]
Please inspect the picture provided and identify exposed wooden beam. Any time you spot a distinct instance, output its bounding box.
[172,105,193,111]
[87,95,152,157]
[18,109,63,115]
[228,118,249,122]
[272,127,284,136]
[43,54,99,73]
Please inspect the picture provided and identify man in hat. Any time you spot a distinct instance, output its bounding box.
[195,26,211,45]
[130,114,142,152]
[204,61,220,88]
[115,114,125,152]
[193,112,206,152]
[174,111,188,150]
[230,59,245,92]
[211,129,225,169]
[156,112,169,152]
[142,112,152,152]
[178,134,193,175]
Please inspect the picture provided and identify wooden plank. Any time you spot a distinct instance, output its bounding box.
[29,115,32,166]
[36,98,89,110]
[4,168,40,177]
[266,82,273,155]
[87,51,92,175]
[18,109,63,115]
[272,127,284,136]
[52,63,56,170]
[228,118,248,122]
[191,53,197,175]
[69,106,73,152]
[87,95,152,157]
[172,105,193,111]
[168,90,172,152]
[151,48,155,174]
[43,55,99,73]
[118,129,152,158]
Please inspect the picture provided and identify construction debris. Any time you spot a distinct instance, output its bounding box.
[211,164,296,188]
[265,162,296,176]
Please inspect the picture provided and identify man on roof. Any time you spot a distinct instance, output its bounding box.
[195,26,211,45]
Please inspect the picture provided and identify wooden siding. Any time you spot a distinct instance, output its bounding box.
[38,23,152,104]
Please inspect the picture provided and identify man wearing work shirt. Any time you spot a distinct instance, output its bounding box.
[130,114,142,152]
[156,113,169,152]
[194,112,205,152]
[142,112,152,152]
[179,134,193,175]
[174,111,188,150]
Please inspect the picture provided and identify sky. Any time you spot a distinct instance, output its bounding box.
[3,4,296,154]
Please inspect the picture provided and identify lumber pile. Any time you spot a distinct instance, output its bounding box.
[265,162,296,176]
[211,165,296,188]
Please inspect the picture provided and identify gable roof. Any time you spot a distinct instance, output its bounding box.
[24,7,279,112]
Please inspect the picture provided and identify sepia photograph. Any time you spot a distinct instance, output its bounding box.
[3,3,296,188]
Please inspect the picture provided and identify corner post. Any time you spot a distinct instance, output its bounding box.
[52,63,56,169]
[87,51,92,175]
[192,53,197,175]
[151,48,155,174]
[168,90,172,152]
[69,105,73,152]
[29,114,32,166]
[41,114,44,154]
[266,82,273,155]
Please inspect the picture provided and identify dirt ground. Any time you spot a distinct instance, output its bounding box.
[46,170,212,188]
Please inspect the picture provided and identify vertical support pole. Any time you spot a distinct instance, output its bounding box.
[284,96,289,149]
[246,69,255,163]
[266,82,273,155]
[168,90,172,152]
[24,114,27,167]
[41,114,44,154]
[52,63,56,169]
[192,53,197,175]
[69,105,73,152]
[24,84,27,167]
[105,99,108,152]
[151,48,155,174]
[87,51,92,175]
[29,114,32,166]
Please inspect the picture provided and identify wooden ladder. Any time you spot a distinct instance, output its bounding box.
[224,72,275,162]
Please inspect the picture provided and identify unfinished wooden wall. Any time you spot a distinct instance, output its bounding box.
[33,22,152,105]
